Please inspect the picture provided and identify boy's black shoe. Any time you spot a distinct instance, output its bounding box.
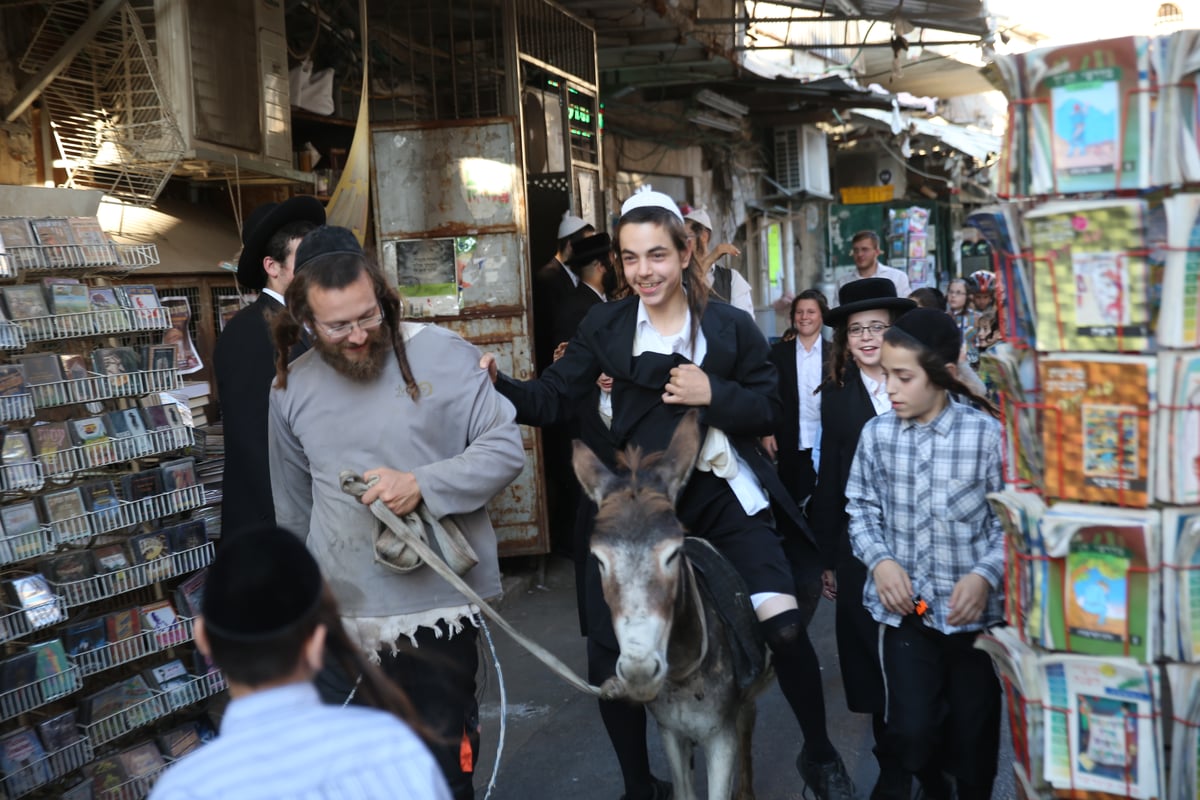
[618,776,672,800]
[797,746,856,800]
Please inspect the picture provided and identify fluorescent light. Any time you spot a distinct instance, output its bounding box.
[687,112,743,133]
[695,89,749,118]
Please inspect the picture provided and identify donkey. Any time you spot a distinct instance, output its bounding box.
[572,410,773,800]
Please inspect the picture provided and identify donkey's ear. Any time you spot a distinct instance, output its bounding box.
[573,439,619,505]
[655,409,701,505]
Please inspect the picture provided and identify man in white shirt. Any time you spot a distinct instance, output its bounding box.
[684,208,755,316]
[836,230,911,299]
[150,526,451,800]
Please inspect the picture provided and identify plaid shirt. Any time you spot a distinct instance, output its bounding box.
[846,400,1005,634]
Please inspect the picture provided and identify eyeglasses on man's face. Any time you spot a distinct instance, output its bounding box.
[312,307,384,341]
[847,322,890,338]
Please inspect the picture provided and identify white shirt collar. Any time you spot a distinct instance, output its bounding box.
[558,259,580,287]
[584,283,606,301]
[262,287,286,305]
[633,300,704,364]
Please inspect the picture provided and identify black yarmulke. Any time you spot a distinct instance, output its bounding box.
[891,307,963,364]
[293,225,365,274]
[202,526,322,641]
[566,232,612,269]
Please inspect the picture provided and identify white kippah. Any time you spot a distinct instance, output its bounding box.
[557,212,588,239]
[683,208,712,231]
[620,185,684,222]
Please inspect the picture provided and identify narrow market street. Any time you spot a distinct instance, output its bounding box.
[475,556,1016,800]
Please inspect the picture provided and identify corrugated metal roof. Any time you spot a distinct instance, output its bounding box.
[848,106,1001,160]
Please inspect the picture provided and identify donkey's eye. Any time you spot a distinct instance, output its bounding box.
[663,546,681,566]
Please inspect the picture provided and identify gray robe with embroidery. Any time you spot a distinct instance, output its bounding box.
[269,324,525,623]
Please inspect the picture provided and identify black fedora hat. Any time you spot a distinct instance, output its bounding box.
[565,232,612,270]
[824,277,916,327]
[236,196,326,290]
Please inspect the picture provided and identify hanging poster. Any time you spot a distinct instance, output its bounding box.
[386,238,459,317]
[161,296,202,375]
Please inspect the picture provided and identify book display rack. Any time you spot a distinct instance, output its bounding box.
[0,216,220,799]
[974,31,1200,799]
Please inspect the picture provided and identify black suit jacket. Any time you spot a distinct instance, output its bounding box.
[553,283,603,348]
[532,258,576,373]
[214,294,307,538]
[497,296,814,546]
[768,336,829,494]
[807,362,878,568]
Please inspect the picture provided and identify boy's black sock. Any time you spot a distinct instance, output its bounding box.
[761,609,837,763]
[588,639,655,797]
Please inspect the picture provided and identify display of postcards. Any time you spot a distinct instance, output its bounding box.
[59,353,91,380]
[141,403,170,430]
[85,755,128,795]
[1,500,43,559]
[120,407,148,437]
[0,651,38,693]
[2,428,34,465]
[140,600,184,646]
[30,421,71,462]
[4,574,61,629]
[68,416,110,450]
[61,779,94,800]
[102,410,130,439]
[91,347,141,389]
[172,568,206,617]
[40,550,94,584]
[116,675,157,724]
[41,486,87,525]
[167,520,207,555]
[128,530,171,580]
[36,708,81,752]
[143,658,189,691]
[61,617,107,659]
[104,608,141,665]
[12,353,62,386]
[0,217,37,271]
[83,682,125,725]
[91,542,129,574]
[118,285,162,329]
[121,468,162,501]
[0,364,28,397]
[80,479,119,513]
[144,344,176,373]
[0,726,50,794]
[160,457,197,494]
[67,216,118,265]
[29,639,71,698]
[29,217,74,268]
[1,284,50,320]
[50,283,92,334]
[118,740,165,779]
[156,720,201,759]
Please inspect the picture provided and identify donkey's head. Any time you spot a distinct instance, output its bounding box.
[573,410,701,702]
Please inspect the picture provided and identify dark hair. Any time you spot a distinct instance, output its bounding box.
[273,253,418,399]
[557,226,593,254]
[265,220,319,265]
[818,306,903,392]
[851,230,880,248]
[909,287,946,311]
[204,598,320,687]
[615,206,709,346]
[882,326,999,417]
[791,288,829,320]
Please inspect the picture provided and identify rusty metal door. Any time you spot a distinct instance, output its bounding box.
[370,117,547,557]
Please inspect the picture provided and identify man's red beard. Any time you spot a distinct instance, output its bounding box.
[314,323,391,381]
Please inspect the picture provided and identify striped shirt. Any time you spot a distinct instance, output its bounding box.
[846,399,1004,634]
[149,683,451,800]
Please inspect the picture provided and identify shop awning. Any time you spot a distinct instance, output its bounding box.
[848,106,1001,160]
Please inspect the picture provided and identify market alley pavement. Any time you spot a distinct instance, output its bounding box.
[474,555,1015,800]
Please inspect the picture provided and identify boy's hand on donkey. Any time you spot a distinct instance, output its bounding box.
[946,573,991,627]
[873,559,914,616]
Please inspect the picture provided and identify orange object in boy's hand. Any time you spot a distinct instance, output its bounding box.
[872,559,914,616]
[946,573,991,627]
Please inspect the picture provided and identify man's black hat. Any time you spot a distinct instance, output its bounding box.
[236,196,326,290]
[823,277,916,327]
[890,307,963,364]
[293,225,365,274]
[565,232,612,270]
[202,525,322,641]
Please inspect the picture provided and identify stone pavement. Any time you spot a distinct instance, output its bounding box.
[473,555,1015,800]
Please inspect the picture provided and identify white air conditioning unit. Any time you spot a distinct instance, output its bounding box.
[773,125,831,197]
[143,0,294,172]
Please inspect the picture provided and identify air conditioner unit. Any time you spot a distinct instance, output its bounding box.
[142,0,294,173]
[773,126,831,197]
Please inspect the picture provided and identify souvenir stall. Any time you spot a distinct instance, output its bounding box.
[973,32,1200,800]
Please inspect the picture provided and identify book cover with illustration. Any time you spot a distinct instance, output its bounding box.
[1040,354,1156,506]
[1025,200,1154,352]
[1041,504,1160,663]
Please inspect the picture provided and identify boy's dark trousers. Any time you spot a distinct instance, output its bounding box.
[879,615,1001,800]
